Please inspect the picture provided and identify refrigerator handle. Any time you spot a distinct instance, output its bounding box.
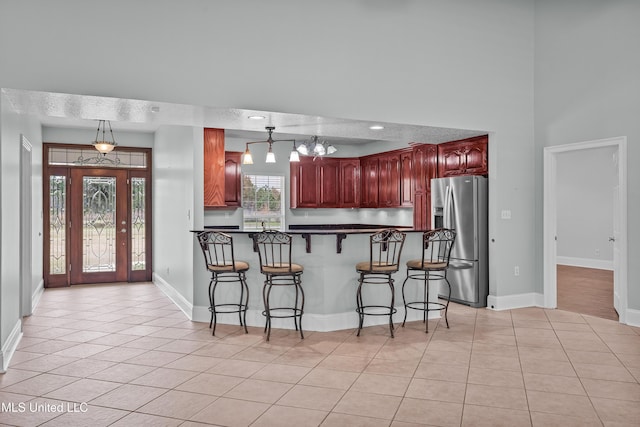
[444,185,451,229]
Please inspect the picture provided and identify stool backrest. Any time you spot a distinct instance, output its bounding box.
[253,230,295,273]
[420,228,456,269]
[196,231,238,271]
[364,229,406,273]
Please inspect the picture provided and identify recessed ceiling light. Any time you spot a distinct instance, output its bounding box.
[369,125,384,130]
[248,115,265,120]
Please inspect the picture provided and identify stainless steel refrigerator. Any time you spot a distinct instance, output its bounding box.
[431,175,488,307]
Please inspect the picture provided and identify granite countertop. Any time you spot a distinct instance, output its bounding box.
[200,224,421,234]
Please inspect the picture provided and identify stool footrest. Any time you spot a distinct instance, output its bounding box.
[356,305,398,316]
[262,307,303,319]
[405,301,447,312]
[209,303,248,314]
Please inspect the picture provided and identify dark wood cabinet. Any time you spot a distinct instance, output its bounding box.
[400,150,413,207]
[412,144,437,230]
[318,160,340,207]
[291,158,319,208]
[291,157,361,208]
[224,151,242,207]
[360,156,379,208]
[378,152,401,207]
[437,135,488,177]
[204,128,225,208]
[340,159,360,208]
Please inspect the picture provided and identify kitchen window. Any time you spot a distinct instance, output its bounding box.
[242,175,285,231]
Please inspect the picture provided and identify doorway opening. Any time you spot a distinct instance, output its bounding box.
[543,137,627,323]
[43,144,152,287]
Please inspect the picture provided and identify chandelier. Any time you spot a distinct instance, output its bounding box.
[295,135,337,157]
[92,120,117,154]
[242,126,299,164]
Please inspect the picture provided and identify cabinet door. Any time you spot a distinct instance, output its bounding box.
[340,159,360,208]
[463,138,488,175]
[204,128,225,207]
[379,153,401,207]
[437,136,488,177]
[360,157,379,207]
[413,191,427,230]
[224,151,242,207]
[293,159,319,208]
[400,150,413,207]
[318,160,340,207]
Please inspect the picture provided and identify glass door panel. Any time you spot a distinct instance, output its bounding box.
[70,169,128,284]
[131,177,146,271]
[49,175,67,275]
[82,176,117,273]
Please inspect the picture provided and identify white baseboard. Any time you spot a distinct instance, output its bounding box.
[31,279,44,312]
[625,308,640,328]
[192,304,439,332]
[557,256,613,271]
[1,320,23,373]
[487,293,544,311]
[153,273,193,320]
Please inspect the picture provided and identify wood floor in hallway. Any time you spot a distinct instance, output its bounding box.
[557,265,618,321]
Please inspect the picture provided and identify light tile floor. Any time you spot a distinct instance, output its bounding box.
[2,282,639,426]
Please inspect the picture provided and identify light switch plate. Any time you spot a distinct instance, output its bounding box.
[501,210,512,219]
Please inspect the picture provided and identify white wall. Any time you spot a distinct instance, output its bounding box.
[1,91,42,370]
[153,126,199,308]
[556,146,616,268]
[1,1,536,310]
[534,0,640,310]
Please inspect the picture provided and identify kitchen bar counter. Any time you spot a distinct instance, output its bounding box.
[191,225,435,332]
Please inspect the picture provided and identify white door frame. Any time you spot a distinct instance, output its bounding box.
[543,136,628,323]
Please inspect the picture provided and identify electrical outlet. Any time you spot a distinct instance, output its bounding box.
[595,248,600,257]
[514,266,520,276]
[501,210,512,220]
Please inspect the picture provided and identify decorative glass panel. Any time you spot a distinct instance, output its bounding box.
[49,175,66,274]
[131,177,146,271]
[83,177,116,272]
[48,147,147,168]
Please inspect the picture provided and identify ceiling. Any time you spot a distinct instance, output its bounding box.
[3,88,487,145]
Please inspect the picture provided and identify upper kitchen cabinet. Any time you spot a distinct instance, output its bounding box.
[224,151,242,207]
[204,128,226,208]
[340,159,361,208]
[412,143,437,230]
[204,128,242,209]
[360,156,379,208]
[399,150,414,207]
[378,151,401,207]
[290,157,360,208]
[437,135,488,177]
[290,158,319,208]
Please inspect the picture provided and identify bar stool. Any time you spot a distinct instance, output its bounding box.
[355,229,406,338]
[196,231,249,336]
[253,230,304,341]
[401,228,456,333]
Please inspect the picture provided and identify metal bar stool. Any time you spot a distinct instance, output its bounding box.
[253,230,304,341]
[196,231,250,336]
[401,228,456,333]
[355,229,406,338]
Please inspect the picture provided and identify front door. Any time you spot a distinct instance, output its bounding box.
[70,168,129,284]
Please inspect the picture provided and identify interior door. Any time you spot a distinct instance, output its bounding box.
[70,168,128,284]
